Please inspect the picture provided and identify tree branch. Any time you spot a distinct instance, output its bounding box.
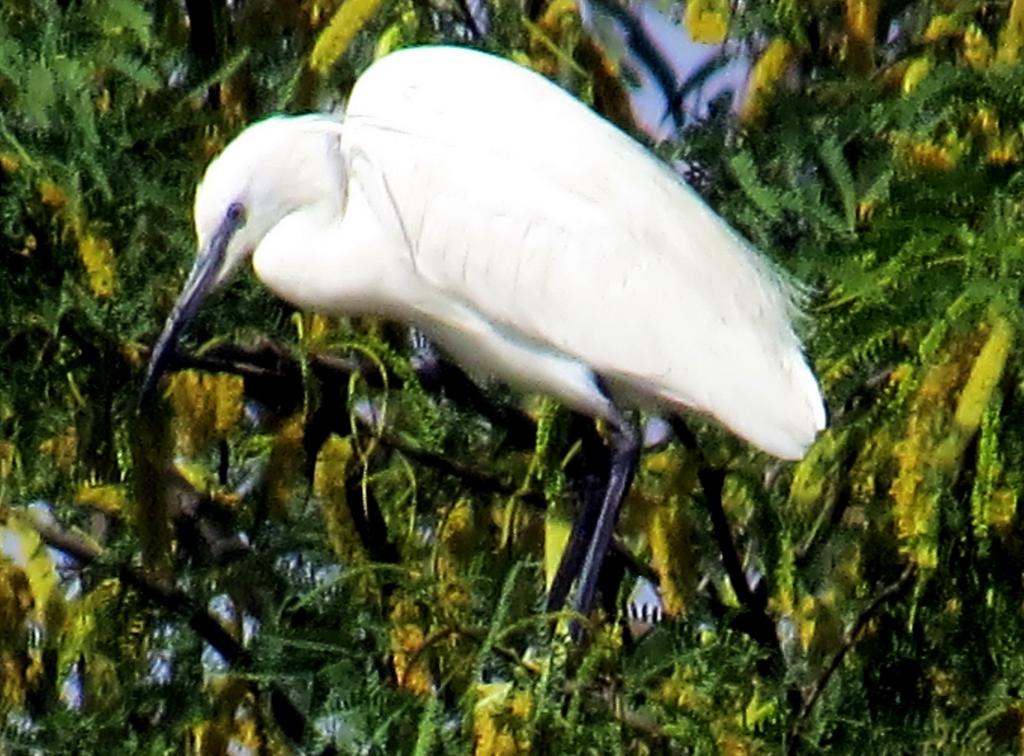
[154,341,660,594]
[787,565,916,752]
[588,0,685,130]
[28,515,308,742]
[668,418,781,656]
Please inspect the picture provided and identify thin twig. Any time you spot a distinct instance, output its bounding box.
[158,342,660,587]
[787,565,917,753]
[168,338,537,446]
[379,431,656,584]
[587,0,685,130]
[28,516,308,742]
[668,418,780,654]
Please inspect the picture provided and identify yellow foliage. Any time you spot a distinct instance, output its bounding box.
[770,531,796,618]
[893,134,958,171]
[309,0,386,74]
[797,594,816,653]
[374,10,417,59]
[190,718,230,755]
[648,499,695,617]
[544,496,572,592]
[844,0,878,73]
[305,0,340,27]
[929,666,955,699]
[891,334,979,569]
[2,514,59,622]
[440,498,478,562]
[854,199,876,222]
[119,340,147,369]
[741,681,777,731]
[986,132,1021,165]
[168,373,208,453]
[0,440,16,481]
[901,56,931,94]
[37,178,66,207]
[805,593,842,667]
[1,651,28,710]
[306,313,333,345]
[954,315,1013,433]
[58,579,122,677]
[742,39,793,123]
[75,483,127,515]
[313,435,363,563]
[989,489,1017,531]
[190,678,263,755]
[659,664,711,712]
[715,731,756,756]
[685,0,730,45]
[844,0,877,39]
[39,426,77,472]
[0,561,32,638]
[789,430,844,514]
[77,234,117,298]
[962,25,993,69]
[537,0,579,41]
[167,371,244,454]
[21,233,37,257]
[644,449,679,475]
[94,87,111,113]
[437,498,479,610]
[264,414,306,518]
[83,651,122,713]
[389,598,432,696]
[922,15,957,43]
[473,683,532,756]
[523,0,585,81]
[0,153,20,174]
[971,107,1000,137]
[212,375,243,438]
[998,0,1024,64]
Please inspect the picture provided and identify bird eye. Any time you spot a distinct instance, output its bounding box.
[226,202,246,226]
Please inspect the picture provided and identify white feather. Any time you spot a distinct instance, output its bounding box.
[204,46,825,459]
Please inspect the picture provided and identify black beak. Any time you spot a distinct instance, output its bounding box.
[140,210,242,402]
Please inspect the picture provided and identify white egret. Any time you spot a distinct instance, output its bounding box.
[142,45,826,618]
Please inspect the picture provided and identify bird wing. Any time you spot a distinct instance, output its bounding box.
[343,47,825,458]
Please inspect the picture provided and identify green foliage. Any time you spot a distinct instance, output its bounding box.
[5,0,1024,753]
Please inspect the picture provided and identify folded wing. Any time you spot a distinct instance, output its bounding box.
[344,46,826,459]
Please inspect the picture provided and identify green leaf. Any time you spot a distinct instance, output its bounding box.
[89,0,153,48]
[819,135,857,233]
[728,151,783,220]
[25,61,56,128]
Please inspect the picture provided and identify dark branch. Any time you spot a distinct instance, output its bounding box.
[149,341,661,593]
[588,0,685,130]
[668,417,780,656]
[29,515,308,742]
[787,565,916,752]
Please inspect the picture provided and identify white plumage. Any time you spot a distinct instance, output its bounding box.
[146,45,826,618]
[194,46,824,460]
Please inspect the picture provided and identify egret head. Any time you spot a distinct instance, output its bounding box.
[141,115,345,400]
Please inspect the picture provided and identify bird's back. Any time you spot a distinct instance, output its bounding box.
[342,46,825,459]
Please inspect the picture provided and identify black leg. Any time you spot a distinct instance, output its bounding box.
[546,479,601,612]
[546,414,609,612]
[572,418,641,617]
[409,335,642,622]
